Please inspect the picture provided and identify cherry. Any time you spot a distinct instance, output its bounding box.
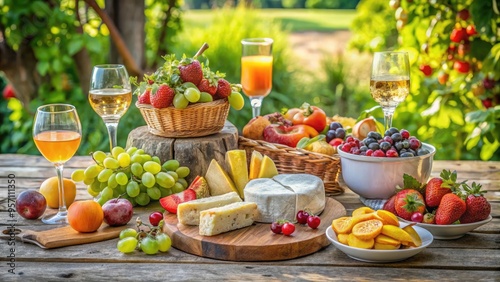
[482,98,493,109]
[149,211,163,227]
[419,64,432,76]
[296,210,309,225]
[281,222,295,236]
[483,78,495,90]
[307,215,321,229]
[400,129,410,139]
[270,221,283,234]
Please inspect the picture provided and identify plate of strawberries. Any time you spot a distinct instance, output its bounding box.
[382,170,493,240]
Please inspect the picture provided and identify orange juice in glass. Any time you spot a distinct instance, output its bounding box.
[33,104,81,224]
[241,38,273,118]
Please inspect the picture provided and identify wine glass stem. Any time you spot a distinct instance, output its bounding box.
[383,107,395,130]
[250,97,264,118]
[55,163,67,214]
[104,120,118,150]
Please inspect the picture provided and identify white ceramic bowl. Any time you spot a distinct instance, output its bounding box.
[338,143,436,199]
[400,215,492,240]
[326,223,434,263]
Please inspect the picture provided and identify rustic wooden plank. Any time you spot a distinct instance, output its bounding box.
[2,262,498,281]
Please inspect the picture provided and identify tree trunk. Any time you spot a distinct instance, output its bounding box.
[106,0,145,69]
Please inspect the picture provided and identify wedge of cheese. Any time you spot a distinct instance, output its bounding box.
[199,202,257,236]
[243,174,326,223]
[205,159,238,196]
[225,150,249,199]
[177,192,242,226]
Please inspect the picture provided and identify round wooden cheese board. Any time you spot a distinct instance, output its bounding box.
[162,197,346,261]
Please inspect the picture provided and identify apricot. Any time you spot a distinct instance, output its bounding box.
[39,177,77,208]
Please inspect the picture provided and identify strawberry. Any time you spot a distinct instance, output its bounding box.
[197,78,217,96]
[435,193,466,225]
[459,182,491,223]
[382,194,397,215]
[215,78,232,99]
[150,84,175,108]
[394,189,426,221]
[422,212,435,224]
[425,169,461,208]
[178,59,203,85]
[138,88,151,104]
[159,188,196,214]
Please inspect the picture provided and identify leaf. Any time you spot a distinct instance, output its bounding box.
[67,37,84,56]
[470,39,494,61]
[36,61,50,76]
[403,173,423,190]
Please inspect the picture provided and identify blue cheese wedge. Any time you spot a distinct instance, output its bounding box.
[244,174,326,223]
[199,202,257,236]
[177,192,242,226]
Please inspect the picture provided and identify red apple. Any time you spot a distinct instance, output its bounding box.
[16,190,47,219]
[102,198,133,226]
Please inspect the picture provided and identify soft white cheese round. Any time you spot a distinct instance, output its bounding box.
[243,174,326,223]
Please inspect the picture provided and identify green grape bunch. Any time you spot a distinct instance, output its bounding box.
[71,146,191,206]
[117,216,172,255]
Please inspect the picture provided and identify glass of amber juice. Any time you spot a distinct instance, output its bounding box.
[89,64,132,151]
[370,51,410,130]
[241,38,273,118]
[33,104,82,224]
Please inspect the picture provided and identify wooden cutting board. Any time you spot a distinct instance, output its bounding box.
[1,223,133,249]
[162,197,346,261]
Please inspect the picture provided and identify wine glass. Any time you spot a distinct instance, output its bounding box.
[33,104,82,224]
[89,64,132,151]
[241,38,273,118]
[370,51,410,130]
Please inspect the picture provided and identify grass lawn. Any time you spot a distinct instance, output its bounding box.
[183,9,356,32]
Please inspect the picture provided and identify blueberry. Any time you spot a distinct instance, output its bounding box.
[368,142,380,150]
[388,127,400,135]
[367,131,382,140]
[401,152,415,157]
[360,145,368,152]
[402,140,410,149]
[380,141,392,151]
[391,133,402,143]
[363,137,377,146]
[329,122,343,131]
[395,141,404,151]
[417,148,430,156]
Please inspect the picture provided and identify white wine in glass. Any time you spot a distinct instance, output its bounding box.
[33,104,82,224]
[89,64,132,151]
[370,51,410,130]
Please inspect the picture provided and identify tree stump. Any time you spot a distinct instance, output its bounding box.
[126,121,239,183]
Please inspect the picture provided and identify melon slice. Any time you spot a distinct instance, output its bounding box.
[249,151,263,180]
[187,175,210,199]
[204,159,239,197]
[257,155,278,179]
[225,150,249,199]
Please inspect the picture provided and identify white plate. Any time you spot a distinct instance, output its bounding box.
[399,215,492,240]
[326,223,433,263]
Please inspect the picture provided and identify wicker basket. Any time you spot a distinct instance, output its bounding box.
[136,99,230,138]
[238,136,344,196]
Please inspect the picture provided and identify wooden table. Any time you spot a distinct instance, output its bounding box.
[0,155,499,281]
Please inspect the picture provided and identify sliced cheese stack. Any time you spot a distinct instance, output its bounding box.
[199,202,257,236]
[177,192,242,226]
[244,174,326,223]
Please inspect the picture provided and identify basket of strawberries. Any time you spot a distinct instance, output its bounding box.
[133,43,244,138]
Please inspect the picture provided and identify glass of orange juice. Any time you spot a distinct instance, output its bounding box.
[33,104,82,224]
[241,38,273,118]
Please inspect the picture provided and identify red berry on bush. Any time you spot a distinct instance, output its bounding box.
[438,72,449,85]
[457,9,470,21]
[482,98,493,109]
[419,64,432,76]
[450,27,468,43]
[453,60,470,73]
[483,78,496,90]
[466,25,476,36]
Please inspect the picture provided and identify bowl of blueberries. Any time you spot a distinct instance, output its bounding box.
[338,127,436,199]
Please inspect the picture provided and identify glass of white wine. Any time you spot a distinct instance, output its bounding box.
[89,64,132,151]
[370,51,410,130]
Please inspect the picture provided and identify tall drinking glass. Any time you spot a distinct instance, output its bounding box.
[33,104,82,224]
[370,51,410,130]
[89,64,132,151]
[241,38,273,118]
